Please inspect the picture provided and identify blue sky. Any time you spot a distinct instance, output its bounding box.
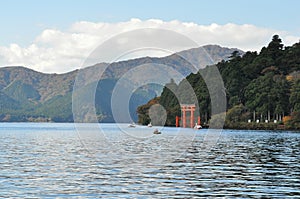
[1,0,299,46]
[0,0,299,73]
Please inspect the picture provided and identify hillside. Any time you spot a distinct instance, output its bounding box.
[137,35,300,129]
[0,45,242,122]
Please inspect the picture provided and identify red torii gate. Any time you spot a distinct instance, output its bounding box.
[176,104,201,128]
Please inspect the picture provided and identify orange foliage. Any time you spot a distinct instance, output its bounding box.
[286,75,293,81]
[283,116,292,124]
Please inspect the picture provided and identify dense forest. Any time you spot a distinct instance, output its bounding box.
[137,35,300,129]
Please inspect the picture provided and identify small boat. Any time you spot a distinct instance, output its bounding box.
[147,122,152,127]
[194,123,202,130]
[153,129,161,134]
[128,122,136,128]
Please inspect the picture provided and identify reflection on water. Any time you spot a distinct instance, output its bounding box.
[0,123,299,198]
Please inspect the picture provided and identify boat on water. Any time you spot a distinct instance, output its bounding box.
[194,123,202,130]
[153,129,161,134]
[128,122,136,128]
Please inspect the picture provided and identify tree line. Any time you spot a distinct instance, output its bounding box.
[137,35,300,129]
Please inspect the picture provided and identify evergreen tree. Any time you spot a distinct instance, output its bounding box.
[290,79,300,112]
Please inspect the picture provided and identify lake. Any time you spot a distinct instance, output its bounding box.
[0,123,300,198]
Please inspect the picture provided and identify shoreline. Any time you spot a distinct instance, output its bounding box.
[223,121,298,130]
[0,121,299,131]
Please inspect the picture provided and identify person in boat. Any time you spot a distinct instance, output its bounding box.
[153,128,161,134]
[194,123,202,129]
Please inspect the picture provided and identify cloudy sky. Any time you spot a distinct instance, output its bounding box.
[0,0,299,73]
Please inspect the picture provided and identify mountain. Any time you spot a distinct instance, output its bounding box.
[0,45,242,122]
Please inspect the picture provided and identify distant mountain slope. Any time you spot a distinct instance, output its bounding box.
[3,80,40,103]
[0,91,20,110]
[84,44,243,81]
[177,44,243,69]
[0,45,242,122]
[0,66,76,102]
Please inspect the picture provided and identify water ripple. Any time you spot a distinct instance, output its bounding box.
[0,124,300,198]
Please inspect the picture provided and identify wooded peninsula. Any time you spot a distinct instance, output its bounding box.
[137,35,300,130]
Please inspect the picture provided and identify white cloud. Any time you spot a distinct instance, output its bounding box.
[0,18,298,73]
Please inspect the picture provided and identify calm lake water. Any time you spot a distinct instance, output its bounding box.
[0,123,300,198]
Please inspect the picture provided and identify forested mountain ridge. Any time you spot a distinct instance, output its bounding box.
[0,45,240,122]
[137,35,300,129]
